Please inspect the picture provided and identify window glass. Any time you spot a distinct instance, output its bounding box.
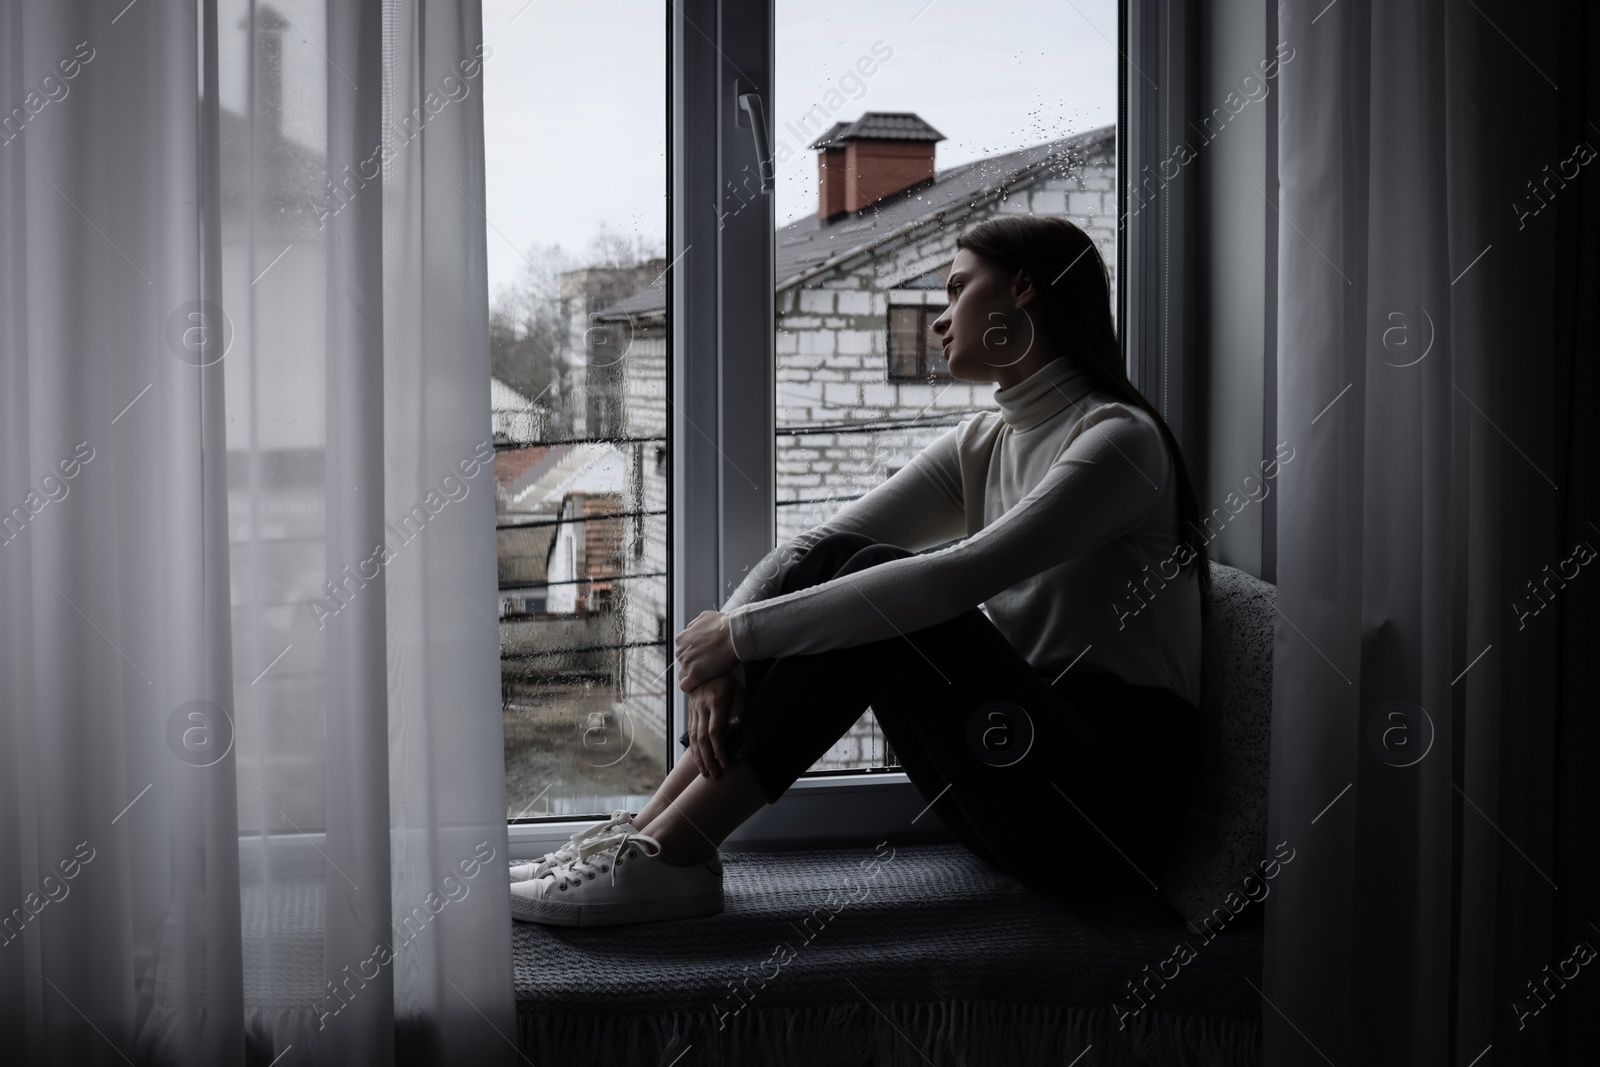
[483,1,667,820]
[774,0,1120,773]
[924,309,952,378]
[886,305,923,379]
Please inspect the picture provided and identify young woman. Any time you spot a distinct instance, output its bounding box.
[510,216,1209,927]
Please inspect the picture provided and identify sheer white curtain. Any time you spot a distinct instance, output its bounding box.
[1267,0,1597,1062]
[0,2,513,1065]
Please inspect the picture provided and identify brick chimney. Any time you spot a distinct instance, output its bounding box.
[808,113,946,222]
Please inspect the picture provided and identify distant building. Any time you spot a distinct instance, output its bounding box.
[558,260,667,439]
[493,434,629,613]
[491,377,545,444]
[493,436,630,710]
[544,491,625,615]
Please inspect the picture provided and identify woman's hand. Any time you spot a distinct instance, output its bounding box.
[685,673,745,779]
[675,609,738,693]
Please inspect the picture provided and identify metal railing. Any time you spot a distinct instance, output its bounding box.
[492,412,971,664]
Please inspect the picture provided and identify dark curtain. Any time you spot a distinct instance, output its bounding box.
[1264,0,1599,1064]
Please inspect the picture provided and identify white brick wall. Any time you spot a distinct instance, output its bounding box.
[618,332,670,759]
[1030,189,1066,213]
[798,289,834,314]
[1067,190,1102,217]
[798,330,835,354]
[835,329,875,355]
[836,290,873,315]
[861,383,895,407]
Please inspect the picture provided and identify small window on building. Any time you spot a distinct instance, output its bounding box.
[885,305,951,381]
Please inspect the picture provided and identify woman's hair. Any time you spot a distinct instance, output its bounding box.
[954,215,1211,601]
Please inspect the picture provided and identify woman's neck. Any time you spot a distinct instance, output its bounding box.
[983,349,1075,391]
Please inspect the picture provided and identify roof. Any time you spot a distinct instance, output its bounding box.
[806,112,946,149]
[491,377,534,411]
[594,123,1115,321]
[493,444,558,497]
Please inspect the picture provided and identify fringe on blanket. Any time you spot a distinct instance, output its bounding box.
[516,1000,1261,1067]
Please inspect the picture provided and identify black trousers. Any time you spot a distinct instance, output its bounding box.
[678,531,1202,899]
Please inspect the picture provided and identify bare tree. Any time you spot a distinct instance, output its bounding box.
[488,223,665,442]
[584,220,664,271]
[490,240,573,437]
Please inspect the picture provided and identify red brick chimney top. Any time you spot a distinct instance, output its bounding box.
[809,113,946,222]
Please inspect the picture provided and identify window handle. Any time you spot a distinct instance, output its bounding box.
[737,92,774,193]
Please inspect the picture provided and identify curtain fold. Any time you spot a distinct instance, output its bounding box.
[379,0,515,1059]
[1267,1,1598,1064]
[321,2,396,1064]
[0,2,512,1064]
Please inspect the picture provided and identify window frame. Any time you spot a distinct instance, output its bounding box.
[506,0,1196,857]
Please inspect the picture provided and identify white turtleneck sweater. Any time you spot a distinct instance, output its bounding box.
[719,358,1202,708]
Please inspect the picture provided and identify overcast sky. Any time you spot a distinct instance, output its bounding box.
[480,0,1118,298]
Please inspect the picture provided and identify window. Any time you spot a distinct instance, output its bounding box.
[886,304,952,380]
[491,0,1127,848]
[483,1,668,824]
[768,0,1122,782]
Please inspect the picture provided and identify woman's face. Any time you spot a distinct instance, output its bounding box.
[929,248,1035,382]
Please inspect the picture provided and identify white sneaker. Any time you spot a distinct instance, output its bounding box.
[509,829,724,927]
[508,808,636,882]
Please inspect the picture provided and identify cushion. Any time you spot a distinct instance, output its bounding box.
[1156,562,1275,927]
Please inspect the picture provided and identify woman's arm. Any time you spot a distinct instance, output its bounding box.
[717,422,968,616]
[724,402,1171,662]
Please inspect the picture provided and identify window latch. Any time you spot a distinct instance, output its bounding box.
[737,91,774,194]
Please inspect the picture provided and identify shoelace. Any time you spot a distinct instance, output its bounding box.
[550,829,663,890]
[512,809,634,880]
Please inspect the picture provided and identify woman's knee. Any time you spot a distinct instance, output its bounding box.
[783,531,881,592]
[835,540,914,577]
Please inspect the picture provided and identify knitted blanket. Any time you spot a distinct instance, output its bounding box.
[515,843,1262,1066]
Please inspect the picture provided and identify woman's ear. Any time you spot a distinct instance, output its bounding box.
[1012,268,1040,310]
